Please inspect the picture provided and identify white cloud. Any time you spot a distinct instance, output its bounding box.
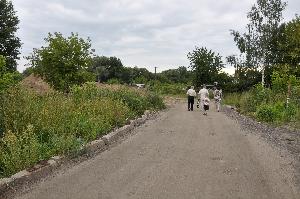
[11,0,300,73]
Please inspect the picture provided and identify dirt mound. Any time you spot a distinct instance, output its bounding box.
[21,74,52,94]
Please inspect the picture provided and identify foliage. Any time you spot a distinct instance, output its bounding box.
[0,0,22,72]
[0,83,165,177]
[222,92,242,107]
[159,66,192,84]
[187,47,224,87]
[230,0,287,86]
[271,70,299,94]
[256,102,297,123]
[277,16,300,76]
[227,55,261,91]
[107,78,121,85]
[90,56,124,82]
[224,72,299,125]
[149,82,187,96]
[0,55,21,93]
[27,32,95,92]
[22,66,35,78]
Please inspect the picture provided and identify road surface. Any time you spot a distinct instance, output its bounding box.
[16,102,299,199]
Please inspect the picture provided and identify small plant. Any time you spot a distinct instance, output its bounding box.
[256,104,276,122]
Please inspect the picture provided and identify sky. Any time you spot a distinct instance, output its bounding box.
[12,0,300,74]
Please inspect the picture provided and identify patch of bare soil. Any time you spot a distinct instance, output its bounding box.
[21,74,53,94]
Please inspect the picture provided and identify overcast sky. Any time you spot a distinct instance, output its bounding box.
[12,0,300,74]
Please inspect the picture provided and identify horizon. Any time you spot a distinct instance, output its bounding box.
[13,0,299,75]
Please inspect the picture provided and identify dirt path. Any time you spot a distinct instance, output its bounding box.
[15,102,299,199]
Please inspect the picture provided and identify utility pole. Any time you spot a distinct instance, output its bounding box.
[154,67,157,80]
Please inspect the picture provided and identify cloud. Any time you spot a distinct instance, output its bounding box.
[12,0,300,74]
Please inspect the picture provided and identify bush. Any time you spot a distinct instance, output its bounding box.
[255,102,297,123]
[222,93,242,107]
[0,83,165,177]
[149,82,187,96]
[256,104,278,122]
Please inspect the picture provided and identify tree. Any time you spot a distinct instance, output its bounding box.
[0,0,22,71]
[90,56,124,82]
[0,55,21,92]
[231,0,287,86]
[27,32,95,92]
[22,66,34,78]
[227,55,261,91]
[187,47,224,87]
[160,66,192,83]
[277,16,300,76]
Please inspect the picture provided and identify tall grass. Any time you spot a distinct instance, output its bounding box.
[223,84,299,125]
[0,82,165,178]
[149,82,187,97]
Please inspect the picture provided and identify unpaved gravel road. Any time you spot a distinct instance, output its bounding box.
[16,102,299,199]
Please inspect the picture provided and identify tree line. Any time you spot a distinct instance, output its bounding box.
[0,0,299,93]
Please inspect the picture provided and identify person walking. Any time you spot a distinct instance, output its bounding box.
[198,85,209,114]
[186,86,197,111]
[213,86,222,112]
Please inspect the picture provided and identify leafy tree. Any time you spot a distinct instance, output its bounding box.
[90,56,124,82]
[123,67,153,84]
[22,66,35,77]
[0,0,22,72]
[231,0,287,86]
[187,47,224,87]
[277,16,300,76]
[27,32,95,92]
[160,66,192,83]
[0,55,21,92]
[227,55,261,91]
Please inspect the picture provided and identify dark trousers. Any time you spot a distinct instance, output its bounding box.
[188,96,195,111]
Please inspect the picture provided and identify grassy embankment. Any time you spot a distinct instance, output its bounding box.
[0,82,165,178]
[223,84,300,127]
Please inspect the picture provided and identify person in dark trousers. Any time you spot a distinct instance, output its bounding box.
[186,86,197,111]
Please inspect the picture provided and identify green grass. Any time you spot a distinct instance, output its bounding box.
[0,82,165,178]
[223,85,299,126]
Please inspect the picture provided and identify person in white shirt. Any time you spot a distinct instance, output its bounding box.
[186,86,197,111]
[198,85,209,113]
[213,86,222,112]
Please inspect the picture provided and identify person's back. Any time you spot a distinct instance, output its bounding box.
[186,86,196,111]
[198,88,209,100]
[187,88,196,97]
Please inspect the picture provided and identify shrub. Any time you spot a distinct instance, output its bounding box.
[256,104,277,122]
[0,83,165,177]
[222,93,241,107]
[284,103,297,122]
[256,102,298,123]
[0,125,40,177]
[149,82,187,96]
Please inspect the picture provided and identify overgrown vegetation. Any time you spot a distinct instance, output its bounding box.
[0,83,165,178]
[0,55,21,93]
[224,72,300,125]
[26,33,95,92]
[148,82,187,96]
[0,0,299,179]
